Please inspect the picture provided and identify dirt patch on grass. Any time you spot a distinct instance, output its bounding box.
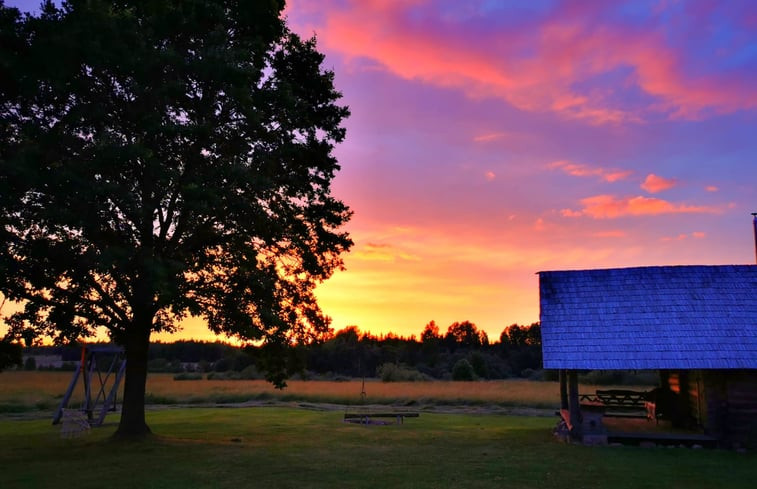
[0,400,555,422]
[146,400,556,417]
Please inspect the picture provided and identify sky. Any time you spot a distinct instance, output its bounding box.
[4,0,757,342]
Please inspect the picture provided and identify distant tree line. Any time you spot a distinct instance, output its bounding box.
[19,321,544,380]
[305,321,543,381]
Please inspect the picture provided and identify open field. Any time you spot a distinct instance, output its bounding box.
[0,371,651,413]
[1,406,755,489]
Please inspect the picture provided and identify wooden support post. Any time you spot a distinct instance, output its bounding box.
[83,353,93,421]
[96,357,127,427]
[568,370,582,440]
[559,369,569,410]
[52,363,82,425]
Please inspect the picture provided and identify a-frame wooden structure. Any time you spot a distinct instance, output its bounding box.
[53,344,126,427]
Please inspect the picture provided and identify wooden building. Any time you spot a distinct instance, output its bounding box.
[539,265,757,447]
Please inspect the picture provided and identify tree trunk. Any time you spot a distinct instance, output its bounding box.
[114,321,152,438]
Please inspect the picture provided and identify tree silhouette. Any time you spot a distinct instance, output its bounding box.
[445,321,486,348]
[0,338,22,371]
[420,320,440,343]
[0,0,351,437]
[500,323,541,347]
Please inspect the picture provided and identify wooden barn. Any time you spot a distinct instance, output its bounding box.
[538,265,757,448]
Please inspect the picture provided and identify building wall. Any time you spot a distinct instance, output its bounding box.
[723,370,757,448]
[690,370,757,448]
[22,355,64,369]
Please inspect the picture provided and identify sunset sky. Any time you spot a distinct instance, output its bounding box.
[5,1,757,342]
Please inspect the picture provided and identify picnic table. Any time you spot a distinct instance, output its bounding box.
[580,389,654,420]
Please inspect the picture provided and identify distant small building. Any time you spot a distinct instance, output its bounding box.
[539,264,757,447]
[22,354,64,369]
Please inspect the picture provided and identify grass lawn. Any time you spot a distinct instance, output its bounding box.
[1,407,755,489]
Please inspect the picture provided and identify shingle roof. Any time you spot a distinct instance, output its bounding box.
[539,265,757,370]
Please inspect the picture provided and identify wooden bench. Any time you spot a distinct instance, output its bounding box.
[343,412,419,425]
[595,389,647,407]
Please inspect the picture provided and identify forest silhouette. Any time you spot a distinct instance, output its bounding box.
[23,321,544,382]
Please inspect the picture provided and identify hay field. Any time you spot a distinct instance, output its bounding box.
[0,371,644,412]
[147,375,567,407]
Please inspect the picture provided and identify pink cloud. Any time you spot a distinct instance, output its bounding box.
[661,231,707,242]
[354,242,421,262]
[593,230,627,238]
[473,132,507,143]
[661,233,689,242]
[641,173,677,193]
[705,185,719,192]
[302,0,757,124]
[603,171,634,183]
[549,160,632,182]
[484,171,496,181]
[565,194,722,219]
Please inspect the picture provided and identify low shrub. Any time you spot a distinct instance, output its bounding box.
[542,369,559,382]
[144,393,180,404]
[203,366,263,381]
[173,372,203,381]
[451,359,475,381]
[522,368,547,381]
[376,363,429,382]
[206,371,241,380]
[0,403,31,414]
[239,365,263,380]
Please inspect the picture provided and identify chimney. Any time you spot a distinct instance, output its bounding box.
[753,213,757,264]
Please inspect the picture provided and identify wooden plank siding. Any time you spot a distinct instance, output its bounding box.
[662,369,757,447]
[724,371,757,447]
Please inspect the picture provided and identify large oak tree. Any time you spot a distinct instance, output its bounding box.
[0,0,351,437]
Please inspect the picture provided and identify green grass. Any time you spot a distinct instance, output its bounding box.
[1,407,754,489]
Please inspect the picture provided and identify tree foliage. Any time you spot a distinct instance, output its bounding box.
[500,322,541,347]
[420,320,440,343]
[0,337,22,371]
[444,320,488,349]
[0,0,351,436]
